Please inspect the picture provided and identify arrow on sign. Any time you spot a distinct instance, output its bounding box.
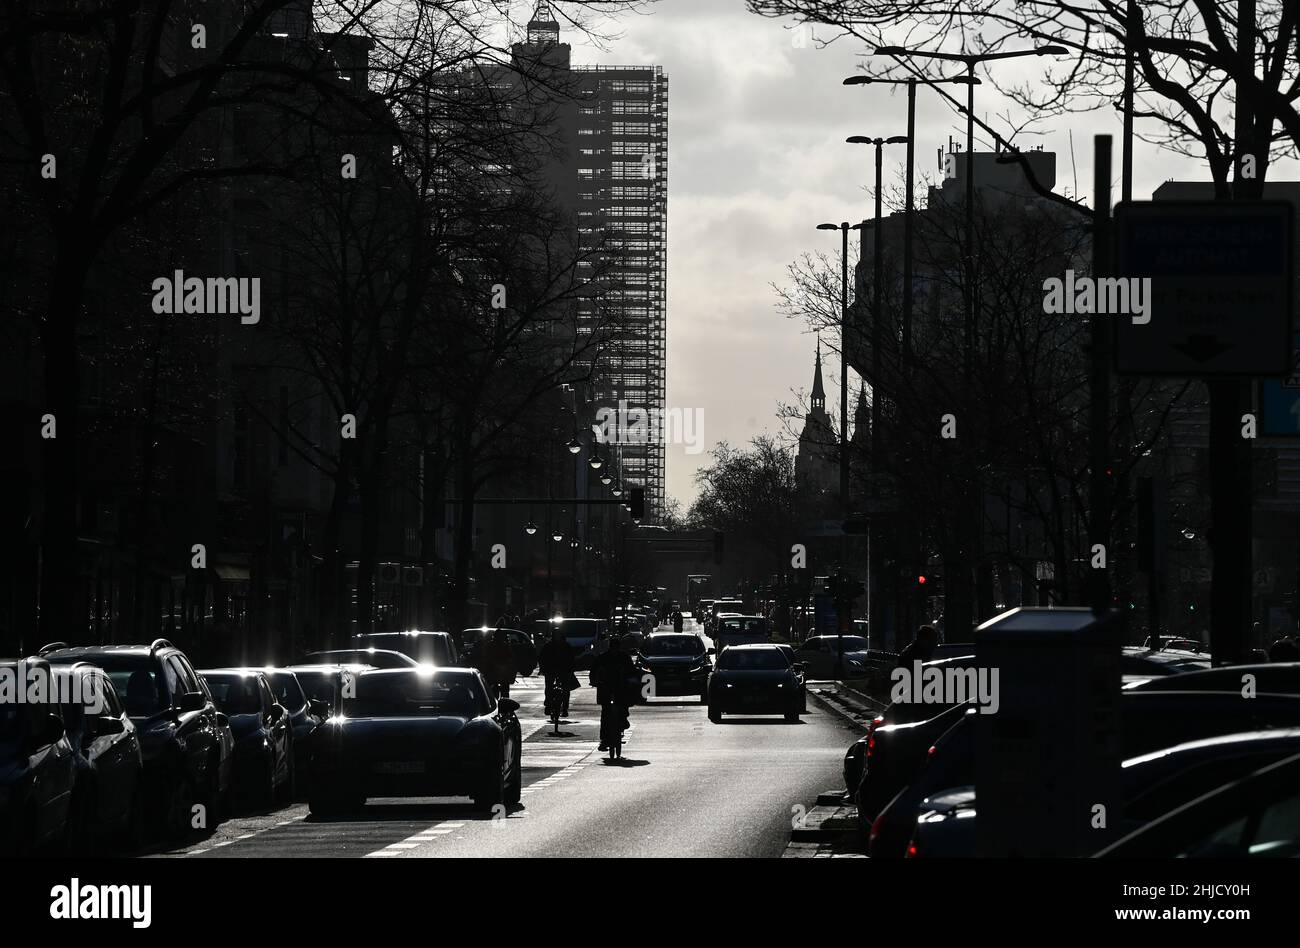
[1171,334,1235,363]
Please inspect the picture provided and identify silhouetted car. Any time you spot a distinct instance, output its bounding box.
[301,648,417,670]
[792,634,872,680]
[41,639,231,839]
[281,664,364,717]
[713,615,770,653]
[707,644,802,723]
[1097,752,1300,858]
[864,691,1300,856]
[640,633,711,701]
[459,628,538,676]
[352,631,460,665]
[0,657,76,854]
[545,618,610,669]
[54,663,144,850]
[308,667,521,816]
[199,669,294,808]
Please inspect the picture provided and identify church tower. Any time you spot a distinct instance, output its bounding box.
[795,340,838,500]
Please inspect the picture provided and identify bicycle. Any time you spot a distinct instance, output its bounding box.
[600,699,625,759]
[545,675,566,734]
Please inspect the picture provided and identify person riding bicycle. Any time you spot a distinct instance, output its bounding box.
[482,627,518,700]
[538,628,575,718]
[591,635,637,752]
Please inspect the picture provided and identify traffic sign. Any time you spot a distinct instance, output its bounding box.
[1260,333,1300,437]
[1114,201,1293,377]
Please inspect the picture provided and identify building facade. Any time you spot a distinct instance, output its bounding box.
[512,5,669,520]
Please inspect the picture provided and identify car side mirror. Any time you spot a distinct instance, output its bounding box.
[97,715,126,736]
[707,647,716,655]
[176,691,205,713]
[497,698,520,715]
[270,703,286,722]
[309,699,329,718]
[26,712,64,753]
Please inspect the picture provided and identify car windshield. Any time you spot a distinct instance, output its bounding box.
[289,671,339,707]
[265,672,306,712]
[557,621,602,640]
[203,675,262,714]
[644,635,704,656]
[719,649,789,670]
[719,618,766,633]
[342,672,486,718]
[100,665,165,717]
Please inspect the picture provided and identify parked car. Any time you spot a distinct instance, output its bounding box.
[1097,752,1300,857]
[352,631,460,666]
[0,657,77,854]
[459,628,538,677]
[301,648,417,670]
[905,786,977,858]
[199,669,294,808]
[308,667,521,815]
[53,662,144,850]
[40,640,232,839]
[640,633,712,702]
[707,644,802,723]
[868,691,1300,856]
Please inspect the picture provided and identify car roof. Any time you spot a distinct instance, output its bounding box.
[281,662,373,674]
[353,666,481,680]
[718,614,764,620]
[1124,727,1300,769]
[722,643,782,651]
[38,642,175,661]
[197,667,268,678]
[357,630,452,639]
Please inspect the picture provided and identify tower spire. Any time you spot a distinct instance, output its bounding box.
[811,338,826,410]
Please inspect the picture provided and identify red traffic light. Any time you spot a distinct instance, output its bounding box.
[917,575,927,585]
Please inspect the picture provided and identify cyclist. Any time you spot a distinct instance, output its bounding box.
[537,628,575,719]
[591,635,637,755]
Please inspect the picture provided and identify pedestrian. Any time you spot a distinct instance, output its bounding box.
[896,624,939,669]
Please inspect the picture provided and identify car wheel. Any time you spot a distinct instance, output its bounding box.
[121,789,147,853]
[708,708,722,723]
[785,712,800,723]
[278,741,296,805]
[203,755,226,830]
[166,775,196,840]
[474,767,506,813]
[260,754,277,809]
[309,791,343,818]
[699,690,708,704]
[62,785,91,855]
[504,744,522,806]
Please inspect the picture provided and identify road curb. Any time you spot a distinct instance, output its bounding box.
[807,684,875,728]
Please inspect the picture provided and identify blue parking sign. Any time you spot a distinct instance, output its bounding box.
[1261,333,1300,437]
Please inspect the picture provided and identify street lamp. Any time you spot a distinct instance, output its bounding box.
[565,436,582,455]
[816,220,852,513]
[843,75,980,370]
[845,134,907,467]
[552,529,564,543]
[589,445,604,471]
[872,44,1066,383]
[525,521,538,536]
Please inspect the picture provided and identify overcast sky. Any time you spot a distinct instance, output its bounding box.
[550,0,1300,511]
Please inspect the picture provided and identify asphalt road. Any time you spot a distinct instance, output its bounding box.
[150,624,859,858]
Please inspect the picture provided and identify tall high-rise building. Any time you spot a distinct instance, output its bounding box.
[512,4,669,519]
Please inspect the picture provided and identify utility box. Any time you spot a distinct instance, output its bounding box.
[974,607,1124,857]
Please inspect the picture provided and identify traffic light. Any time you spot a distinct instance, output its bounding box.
[628,487,645,521]
[917,574,928,587]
